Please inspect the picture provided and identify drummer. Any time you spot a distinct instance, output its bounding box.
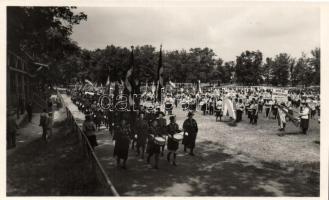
[157,112,167,156]
[166,115,181,166]
[146,120,161,169]
[164,94,174,115]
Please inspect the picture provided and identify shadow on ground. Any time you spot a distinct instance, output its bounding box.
[7,110,107,196]
[96,137,319,196]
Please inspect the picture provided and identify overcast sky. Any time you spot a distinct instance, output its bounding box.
[71,6,320,61]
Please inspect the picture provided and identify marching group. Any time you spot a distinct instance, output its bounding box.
[69,85,319,169]
[72,91,198,169]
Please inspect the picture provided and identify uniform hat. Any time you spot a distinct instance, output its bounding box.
[169,115,176,121]
[187,111,194,117]
[158,112,165,117]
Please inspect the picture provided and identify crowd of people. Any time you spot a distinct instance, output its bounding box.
[69,84,320,169]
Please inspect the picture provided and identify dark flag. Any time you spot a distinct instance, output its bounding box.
[157,45,164,103]
[125,46,134,106]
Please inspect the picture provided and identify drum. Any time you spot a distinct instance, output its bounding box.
[154,136,166,146]
[173,133,183,142]
[165,103,173,111]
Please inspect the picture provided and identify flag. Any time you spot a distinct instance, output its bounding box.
[151,81,156,94]
[157,45,163,103]
[198,80,202,94]
[169,80,176,88]
[85,79,94,86]
[106,76,110,86]
[125,46,134,106]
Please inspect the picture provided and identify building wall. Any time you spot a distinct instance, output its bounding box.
[7,51,33,119]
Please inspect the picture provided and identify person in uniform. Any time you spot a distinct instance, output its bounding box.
[135,113,149,159]
[7,110,18,149]
[299,103,310,134]
[157,112,167,156]
[215,98,223,121]
[146,120,161,169]
[113,119,131,169]
[277,102,288,134]
[249,99,258,125]
[39,108,48,141]
[166,115,181,166]
[183,112,198,156]
[235,99,244,122]
[264,99,273,119]
[82,114,98,149]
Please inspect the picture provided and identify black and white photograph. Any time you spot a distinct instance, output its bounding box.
[5,2,327,198]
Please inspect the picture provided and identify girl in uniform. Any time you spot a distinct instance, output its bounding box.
[166,116,181,166]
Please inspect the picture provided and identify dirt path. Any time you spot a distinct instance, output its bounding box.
[7,106,102,196]
[62,94,319,196]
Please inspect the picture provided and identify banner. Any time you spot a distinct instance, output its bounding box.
[272,88,288,103]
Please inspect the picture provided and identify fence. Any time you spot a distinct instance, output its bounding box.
[57,91,119,196]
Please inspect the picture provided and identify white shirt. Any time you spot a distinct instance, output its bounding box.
[300,107,310,119]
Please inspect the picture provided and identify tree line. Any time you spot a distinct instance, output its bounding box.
[7,7,320,87]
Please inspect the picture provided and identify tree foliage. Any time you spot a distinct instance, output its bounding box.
[235,50,263,85]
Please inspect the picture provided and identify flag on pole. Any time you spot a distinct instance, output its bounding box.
[151,81,156,94]
[125,46,134,106]
[85,79,94,86]
[169,80,176,88]
[157,45,163,103]
[198,80,202,94]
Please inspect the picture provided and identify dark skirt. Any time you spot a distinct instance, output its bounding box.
[215,109,223,117]
[300,118,309,130]
[87,135,98,148]
[182,132,196,148]
[114,138,130,159]
[167,137,179,151]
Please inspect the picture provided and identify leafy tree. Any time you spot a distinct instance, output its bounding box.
[7,7,87,85]
[309,48,320,85]
[270,53,293,86]
[235,50,263,85]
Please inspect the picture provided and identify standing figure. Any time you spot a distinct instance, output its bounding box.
[215,98,223,121]
[113,119,131,169]
[135,113,149,159]
[157,112,167,156]
[146,120,161,169]
[7,110,18,149]
[82,114,98,149]
[236,99,244,122]
[299,103,310,135]
[39,109,48,141]
[166,115,181,166]
[182,112,198,156]
[277,103,287,133]
[26,101,33,122]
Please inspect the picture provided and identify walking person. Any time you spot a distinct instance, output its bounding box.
[299,103,310,135]
[166,115,181,166]
[82,114,98,149]
[39,109,49,142]
[135,113,149,159]
[7,110,18,149]
[183,112,198,156]
[235,99,244,122]
[146,120,161,169]
[26,101,33,122]
[113,119,131,169]
[46,112,54,141]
